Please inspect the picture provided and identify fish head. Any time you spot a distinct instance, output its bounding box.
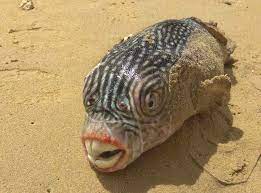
[82,61,171,172]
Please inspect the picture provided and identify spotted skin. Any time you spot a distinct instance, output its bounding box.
[82,17,233,172]
[83,19,196,123]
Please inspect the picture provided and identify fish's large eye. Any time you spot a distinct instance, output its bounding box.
[139,86,167,118]
[133,72,169,119]
[116,97,130,112]
[145,91,160,111]
[86,95,96,107]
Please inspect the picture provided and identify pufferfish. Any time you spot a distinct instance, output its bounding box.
[81,17,235,172]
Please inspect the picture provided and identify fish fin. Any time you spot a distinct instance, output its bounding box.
[197,75,231,111]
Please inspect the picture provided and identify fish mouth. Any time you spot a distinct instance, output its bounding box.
[81,133,128,172]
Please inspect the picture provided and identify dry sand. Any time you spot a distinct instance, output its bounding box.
[0,0,260,193]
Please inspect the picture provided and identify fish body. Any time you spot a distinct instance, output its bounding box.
[82,17,235,172]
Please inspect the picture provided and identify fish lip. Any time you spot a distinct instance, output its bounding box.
[81,133,129,172]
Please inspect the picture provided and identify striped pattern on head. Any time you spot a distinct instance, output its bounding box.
[83,18,198,130]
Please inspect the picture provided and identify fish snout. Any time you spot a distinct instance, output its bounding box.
[85,140,124,170]
[81,119,140,172]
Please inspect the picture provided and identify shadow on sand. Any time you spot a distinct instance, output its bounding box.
[224,57,238,85]
[94,104,243,193]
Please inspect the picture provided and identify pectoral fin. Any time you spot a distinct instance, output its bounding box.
[197,75,231,111]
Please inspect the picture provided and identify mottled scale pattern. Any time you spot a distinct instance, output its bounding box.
[83,18,200,129]
[104,19,196,62]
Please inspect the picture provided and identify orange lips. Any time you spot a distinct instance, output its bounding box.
[81,132,129,172]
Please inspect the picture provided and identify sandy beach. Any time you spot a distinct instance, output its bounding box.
[0,0,260,193]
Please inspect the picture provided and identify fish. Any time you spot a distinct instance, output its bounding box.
[81,17,236,172]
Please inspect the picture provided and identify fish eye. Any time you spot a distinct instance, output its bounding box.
[148,100,155,108]
[117,97,130,112]
[86,95,96,107]
[145,92,158,110]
